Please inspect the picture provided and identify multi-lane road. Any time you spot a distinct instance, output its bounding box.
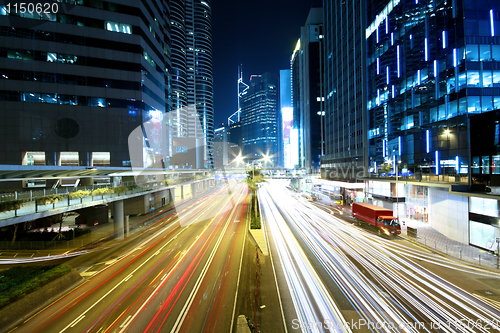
[11,181,249,333]
[6,178,500,333]
[260,180,500,332]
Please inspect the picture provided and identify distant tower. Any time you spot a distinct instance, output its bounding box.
[228,65,249,124]
[241,72,279,164]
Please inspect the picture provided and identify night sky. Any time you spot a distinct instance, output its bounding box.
[211,0,323,126]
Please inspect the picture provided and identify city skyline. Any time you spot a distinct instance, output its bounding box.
[211,0,322,125]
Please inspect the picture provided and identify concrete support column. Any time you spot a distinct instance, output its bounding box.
[180,185,184,199]
[124,215,129,237]
[191,183,197,197]
[114,200,124,240]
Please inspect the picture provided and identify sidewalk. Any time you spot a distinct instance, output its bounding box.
[401,218,500,270]
[316,195,500,271]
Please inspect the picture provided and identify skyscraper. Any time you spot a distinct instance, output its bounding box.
[241,72,279,165]
[322,0,368,182]
[365,0,500,248]
[170,0,213,169]
[0,1,170,177]
[290,7,325,173]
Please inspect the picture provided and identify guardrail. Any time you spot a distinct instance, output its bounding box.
[0,177,214,221]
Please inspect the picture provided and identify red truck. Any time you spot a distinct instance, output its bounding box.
[352,203,401,236]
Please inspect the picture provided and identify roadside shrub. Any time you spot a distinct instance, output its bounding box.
[0,264,72,308]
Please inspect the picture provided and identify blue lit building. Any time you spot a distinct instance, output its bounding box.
[365,0,500,248]
[241,72,279,165]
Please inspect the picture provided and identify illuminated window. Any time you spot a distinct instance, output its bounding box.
[60,152,79,166]
[23,152,45,166]
[47,53,77,64]
[105,21,131,34]
[92,152,110,167]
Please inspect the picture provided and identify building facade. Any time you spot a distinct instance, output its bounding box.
[321,0,368,204]
[0,0,170,172]
[322,0,368,181]
[241,72,279,165]
[290,7,325,172]
[365,0,500,248]
[170,0,213,169]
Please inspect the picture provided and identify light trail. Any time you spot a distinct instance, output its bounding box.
[260,186,352,333]
[261,180,500,332]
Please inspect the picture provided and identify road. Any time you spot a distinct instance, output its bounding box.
[259,180,500,332]
[10,181,249,333]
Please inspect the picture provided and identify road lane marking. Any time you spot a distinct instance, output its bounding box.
[119,187,243,333]
[59,222,189,333]
[259,189,288,333]
[69,315,85,328]
[230,192,249,333]
[120,316,133,328]
[170,187,246,333]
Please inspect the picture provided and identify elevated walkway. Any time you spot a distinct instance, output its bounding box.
[0,178,216,227]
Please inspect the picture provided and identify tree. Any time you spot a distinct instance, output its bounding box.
[52,213,70,242]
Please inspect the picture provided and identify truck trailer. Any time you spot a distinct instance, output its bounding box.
[352,203,401,236]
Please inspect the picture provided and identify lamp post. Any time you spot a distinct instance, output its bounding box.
[395,156,400,221]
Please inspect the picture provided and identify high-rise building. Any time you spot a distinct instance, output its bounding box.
[322,0,368,183]
[241,72,279,165]
[320,0,367,207]
[0,1,170,177]
[290,7,325,173]
[365,0,500,248]
[170,0,213,169]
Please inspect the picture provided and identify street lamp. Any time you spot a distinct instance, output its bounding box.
[234,154,243,168]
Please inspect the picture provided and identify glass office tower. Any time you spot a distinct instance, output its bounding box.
[367,0,500,181]
[241,72,279,165]
[365,0,500,248]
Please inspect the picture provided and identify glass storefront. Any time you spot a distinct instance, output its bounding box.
[469,221,500,251]
[404,184,429,223]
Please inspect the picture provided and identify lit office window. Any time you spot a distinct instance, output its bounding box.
[105,21,131,34]
[397,45,400,77]
[424,38,428,61]
[466,44,479,61]
[491,10,495,37]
